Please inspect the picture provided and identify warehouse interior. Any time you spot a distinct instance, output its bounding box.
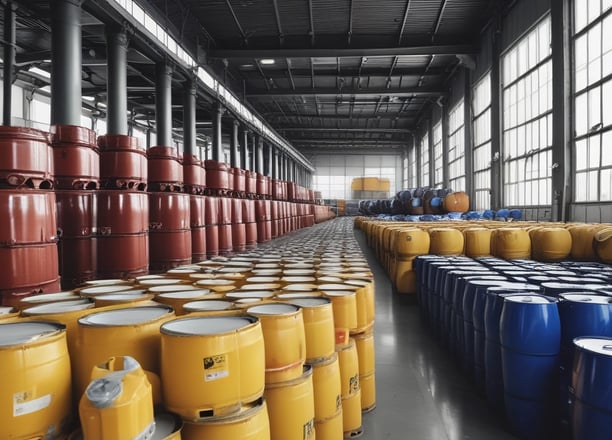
[1,0,612,439]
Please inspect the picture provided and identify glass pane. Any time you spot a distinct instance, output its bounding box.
[575,92,588,137]
[575,0,588,32]
[603,80,612,127]
[601,169,612,200]
[575,35,588,91]
[589,135,602,168]
[576,172,588,201]
[589,86,602,131]
[576,138,588,171]
[602,131,612,166]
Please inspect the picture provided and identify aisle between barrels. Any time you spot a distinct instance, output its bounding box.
[354,228,518,440]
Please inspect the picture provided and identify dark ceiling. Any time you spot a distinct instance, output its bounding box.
[2,0,506,153]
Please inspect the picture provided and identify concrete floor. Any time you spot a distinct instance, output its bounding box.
[354,228,518,440]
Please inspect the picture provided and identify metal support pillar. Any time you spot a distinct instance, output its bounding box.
[250,133,257,171]
[441,102,450,189]
[106,28,128,135]
[551,0,571,221]
[263,142,271,177]
[230,120,239,168]
[3,1,16,125]
[155,63,173,147]
[463,69,474,197]
[240,127,249,170]
[490,20,503,210]
[183,80,196,156]
[50,0,82,126]
[212,103,224,161]
[427,119,435,186]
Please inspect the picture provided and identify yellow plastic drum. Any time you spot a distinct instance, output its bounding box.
[491,228,532,260]
[79,284,138,297]
[530,227,572,262]
[287,297,335,361]
[0,306,19,322]
[73,305,175,400]
[154,290,214,314]
[594,227,612,264]
[321,290,357,346]
[337,338,360,398]
[354,329,375,375]
[160,315,265,419]
[463,227,492,258]
[345,279,375,333]
[247,303,306,384]
[79,356,154,440]
[310,354,342,423]
[342,389,363,437]
[360,372,376,412]
[428,227,465,256]
[93,293,154,307]
[315,408,343,440]
[183,300,240,317]
[0,321,72,440]
[264,365,316,440]
[18,291,80,310]
[153,412,184,440]
[182,399,270,440]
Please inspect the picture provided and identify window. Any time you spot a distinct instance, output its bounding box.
[573,1,612,202]
[502,16,552,206]
[448,100,466,192]
[409,143,418,188]
[472,73,492,210]
[402,154,409,189]
[420,132,430,187]
[433,122,443,187]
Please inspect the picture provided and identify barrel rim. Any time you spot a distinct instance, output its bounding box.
[160,314,258,336]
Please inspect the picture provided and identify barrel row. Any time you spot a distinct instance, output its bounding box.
[414,254,612,440]
[1,217,376,440]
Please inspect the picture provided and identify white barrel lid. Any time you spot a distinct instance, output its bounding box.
[240,283,281,291]
[318,283,357,291]
[560,293,612,304]
[345,279,370,287]
[79,306,172,326]
[226,291,275,299]
[222,260,254,268]
[246,276,281,283]
[251,269,283,276]
[23,299,94,315]
[84,279,129,286]
[151,413,180,440]
[288,297,330,308]
[282,269,315,275]
[248,303,299,315]
[322,290,356,298]
[504,295,551,304]
[166,268,198,275]
[317,276,344,283]
[135,275,166,281]
[284,263,314,269]
[574,337,612,356]
[0,321,63,346]
[0,306,15,315]
[138,278,186,286]
[195,279,235,286]
[94,293,151,301]
[235,298,263,304]
[80,285,135,296]
[215,267,250,274]
[282,276,316,283]
[255,263,280,269]
[276,293,320,299]
[157,290,212,299]
[148,285,202,293]
[161,316,253,335]
[183,300,234,311]
[282,284,318,291]
[20,291,79,304]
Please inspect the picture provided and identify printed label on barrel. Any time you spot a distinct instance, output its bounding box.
[349,375,360,394]
[303,419,315,440]
[203,354,229,382]
[13,392,52,417]
[336,394,342,410]
[335,329,347,345]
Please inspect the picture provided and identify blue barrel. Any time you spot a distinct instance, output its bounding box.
[558,276,607,285]
[500,295,560,440]
[414,255,445,308]
[541,282,600,298]
[558,294,612,423]
[571,337,612,440]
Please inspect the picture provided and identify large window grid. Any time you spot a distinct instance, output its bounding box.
[409,144,418,188]
[433,122,443,187]
[502,16,553,206]
[472,73,492,210]
[448,100,466,191]
[420,132,430,187]
[573,1,612,202]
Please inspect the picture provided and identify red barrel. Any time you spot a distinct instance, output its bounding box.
[147,146,183,191]
[231,168,246,197]
[51,125,99,190]
[218,224,233,256]
[183,154,206,194]
[56,190,97,288]
[232,199,245,253]
[257,221,272,243]
[0,278,62,307]
[191,226,207,262]
[219,198,232,225]
[255,200,271,221]
[271,201,279,221]
[242,199,256,223]
[256,173,269,199]
[205,197,219,226]
[245,222,258,249]
[149,192,191,271]
[96,190,149,278]
[206,225,219,258]
[204,160,229,196]
[287,182,297,202]
[0,126,53,189]
[246,171,257,197]
[190,195,206,228]
[98,135,147,190]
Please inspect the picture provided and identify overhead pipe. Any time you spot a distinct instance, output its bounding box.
[155,63,173,147]
[106,27,128,135]
[50,0,82,125]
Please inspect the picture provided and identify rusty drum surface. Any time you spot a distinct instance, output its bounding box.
[231,168,246,195]
[147,146,183,190]
[246,171,257,196]
[183,154,206,194]
[0,126,53,189]
[149,193,192,271]
[51,125,99,190]
[98,135,147,190]
[205,160,229,194]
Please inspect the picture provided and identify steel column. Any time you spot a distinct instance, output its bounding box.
[106,28,128,135]
[490,21,503,210]
[263,142,271,177]
[240,127,249,170]
[441,102,450,189]
[50,0,82,126]
[3,1,16,126]
[183,80,196,155]
[230,120,239,168]
[463,69,474,198]
[155,63,173,147]
[212,103,224,161]
[250,133,257,171]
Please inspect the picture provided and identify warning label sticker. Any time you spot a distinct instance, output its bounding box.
[203,354,229,382]
[13,392,52,417]
[303,419,315,440]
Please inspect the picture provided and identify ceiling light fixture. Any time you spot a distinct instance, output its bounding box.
[259,59,276,65]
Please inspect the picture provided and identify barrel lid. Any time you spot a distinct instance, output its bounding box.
[234,298,263,304]
[166,268,199,275]
[317,276,344,283]
[195,279,235,286]
[541,282,589,290]
[504,295,552,304]
[84,279,131,286]
[323,290,357,298]
[288,297,331,308]
[345,279,370,287]
[183,300,234,312]
[318,283,357,291]
[282,284,318,291]
[20,291,79,304]
[251,269,283,276]
[574,337,612,356]
[94,293,152,301]
[487,283,540,292]
[152,413,182,440]
[161,316,254,335]
[246,276,281,283]
[0,306,15,315]
[79,306,172,326]
[135,275,166,281]
[282,276,316,283]
[138,278,186,286]
[0,321,64,346]
[247,303,299,315]
[255,263,280,269]
[148,285,202,293]
[80,285,135,296]
[558,276,606,284]
[282,269,315,276]
[240,283,280,291]
[226,291,274,299]
[157,290,212,299]
[284,263,314,269]
[215,267,250,274]
[559,293,612,304]
[23,299,94,315]
[222,260,254,268]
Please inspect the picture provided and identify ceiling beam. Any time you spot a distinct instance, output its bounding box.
[293,139,408,145]
[237,66,446,79]
[432,0,449,41]
[224,0,248,44]
[247,87,442,98]
[397,0,411,45]
[210,44,477,59]
[281,127,411,133]
[265,113,419,120]
[271,0,284,45]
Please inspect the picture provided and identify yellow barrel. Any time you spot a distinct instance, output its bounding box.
[247,303,306,383]
[239,283,281,292]
[79,356,154,440]
[322,290,358,346]
[160,316,265,419]
[594,227,612,264]
[154,290,214,314]
[567,224,601,260]
[0,306,19,321]
[286,297,335,361]
[152,412,183,440]
[315,408,343,440]
[310,354,342,425]
[491,228,532,259]
[394,227,430,259]
[264,365,316,440]
[194,279,237,293]
[337,339,360,398]
[17,291,80,310]
[428,227,465,255]
[225,291,276,302]
[342,389,363,436]
[463,227,492,258]
[394,258,417,294]
[137,278,190,288]
[146,284,204,294]
[183,300,241,317]
[360,372,376,412]
[73,305,175,400]
[246,276,281,284]
[182,400,270,440]
[0,321,72,440]
[354,329,375,375]
[93,293,154,307]
[530,227,572,262]
[345,279,375,333]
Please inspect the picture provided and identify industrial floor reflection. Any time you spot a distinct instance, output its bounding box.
[355,229,518,440]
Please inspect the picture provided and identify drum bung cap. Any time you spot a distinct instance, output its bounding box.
[86,356,139,409]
